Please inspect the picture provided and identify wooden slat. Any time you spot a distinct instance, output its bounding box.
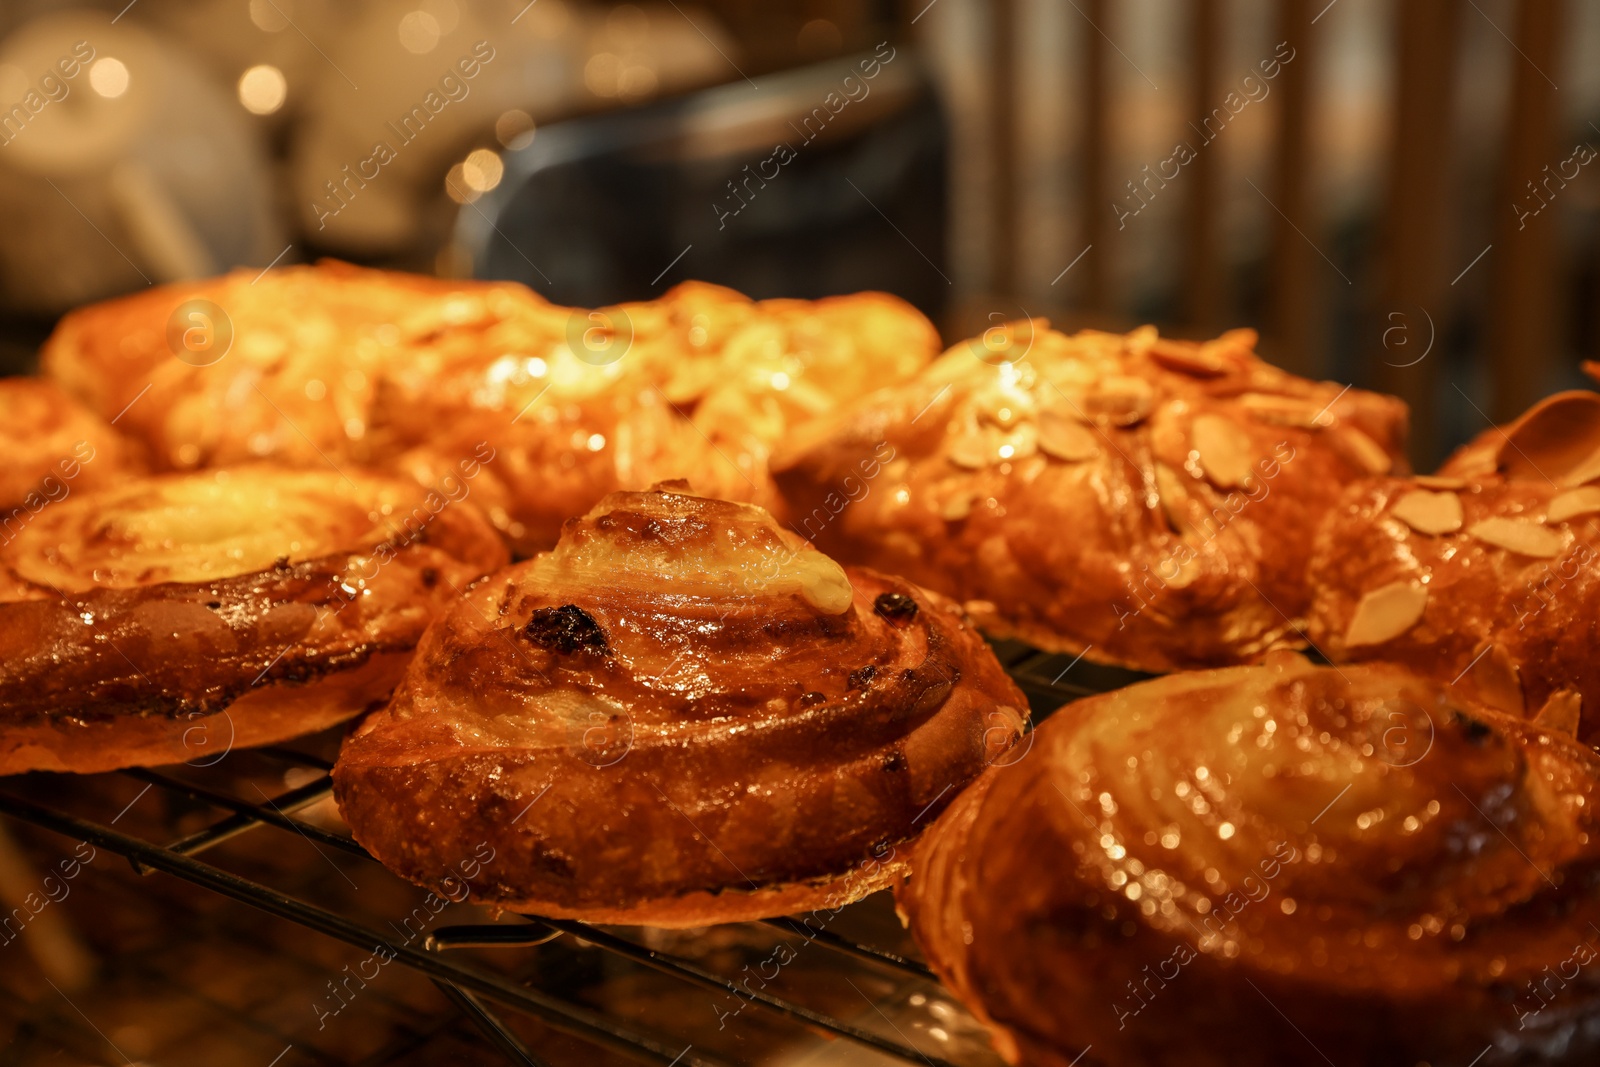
[1488,0,1563,422]
[1183,0,1223,330]
[1375,0,1460,467]
[991,0,1018,300]
[1266,0,1317,377]
[1078,0,1110,313]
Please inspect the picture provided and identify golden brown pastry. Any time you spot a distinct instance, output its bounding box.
[0,466,506,774]
[773,323,1409,671]
[0,378,144,518]
[376,280,941,553]
[40,260,474,471]
[333,485,1027,926]
[1309,390,1600,745]
[899,656,1600,1067]
[43,262,941,556]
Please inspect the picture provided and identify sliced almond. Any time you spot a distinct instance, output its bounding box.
[1467,641,1524,716]
[946,431,991,470]
[1343,581,1428,647]
[1533,689,1582,737]
[1389,489,1463,535]
[1493,391,1600,485]
[1467,516,1565,558]
[1547,486,1600,523]
[941,489,980,521]
[1340,426,1394,475]
[1037,414,1100,462]
[1086,375,1154,426]
[1237,392,1326,429]
[1154,462,1191,533]
[1413,475,1468,490]
[1148,338,1228,377]
[1192,413,1255,489]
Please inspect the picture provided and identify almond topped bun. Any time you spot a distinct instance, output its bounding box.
[0,378,144,518]
[1309,390,1600,746]
[39,260,478,472]
[41,262,943,557]
[375,281,942,554]
[899,657,1600,1067]
[772,323,1409,672]
[0,466,507,775]
[333,484,1027,927]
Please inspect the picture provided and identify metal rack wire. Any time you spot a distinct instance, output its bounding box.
[0,641,1134,1067]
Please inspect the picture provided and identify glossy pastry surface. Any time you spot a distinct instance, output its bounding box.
[1310,391,1600,744]
[899,657,1600,1067]
[42,263,942,556]
[0,378,144,515]
[334,485,1027,926]
[773,323,1409,671]
[0,466,507,774]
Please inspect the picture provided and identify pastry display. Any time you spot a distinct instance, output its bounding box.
[0,466,506,774]
[1309,391,1600,745]
[773,322,1409,671]
[333,484,1027,926]
[0,378,144,515]
[42,263,942,555]
[898,656,1600,1067]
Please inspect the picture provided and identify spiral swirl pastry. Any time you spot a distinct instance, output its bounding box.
[334,485,1026,926]
[0,466,506,774]
[0,378,144,516]
[773,323,1408,671]
[899,657,1600,1067]
[1309,391,1600,745]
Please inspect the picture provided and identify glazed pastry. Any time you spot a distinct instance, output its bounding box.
[899,656,1600,1067]
[1309,390,1600,745]
[772,323,1409,671]
[334,485,1027,926]
[0,466,506,774]
[0,378,143,518]
[376,281,941,553]
[43,262,941,556]
[40,260,478,471]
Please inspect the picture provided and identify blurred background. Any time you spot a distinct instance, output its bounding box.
[0,0,1596,467]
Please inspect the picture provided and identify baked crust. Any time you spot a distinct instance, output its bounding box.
[42,262,941,556]
[373,280,941,553]
[0,378,144,517]
[772,324,1409,671]
[898,657,1600,1067]
[0,466,507,774]
[333,485,1027,926]
[1308,391,1600,744]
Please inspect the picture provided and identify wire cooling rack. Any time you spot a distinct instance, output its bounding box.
[0,641,1138,1067]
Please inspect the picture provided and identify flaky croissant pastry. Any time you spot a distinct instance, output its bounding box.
[1309,391,1600,745]
[42,261,941,556]
[773,323,1408,672]
[333,485,1027,926]
[0,378,144,518]
[898,657,1600,1067]
[0,466,506,774]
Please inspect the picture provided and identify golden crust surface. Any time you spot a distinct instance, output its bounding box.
[42,263,942,556]
[773,324,1409,672]
[333,485,1026,926]
[898,658,1600,1067]
[0,378,144,519]
[0,466,508,774]
[1310,390,1600,745]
